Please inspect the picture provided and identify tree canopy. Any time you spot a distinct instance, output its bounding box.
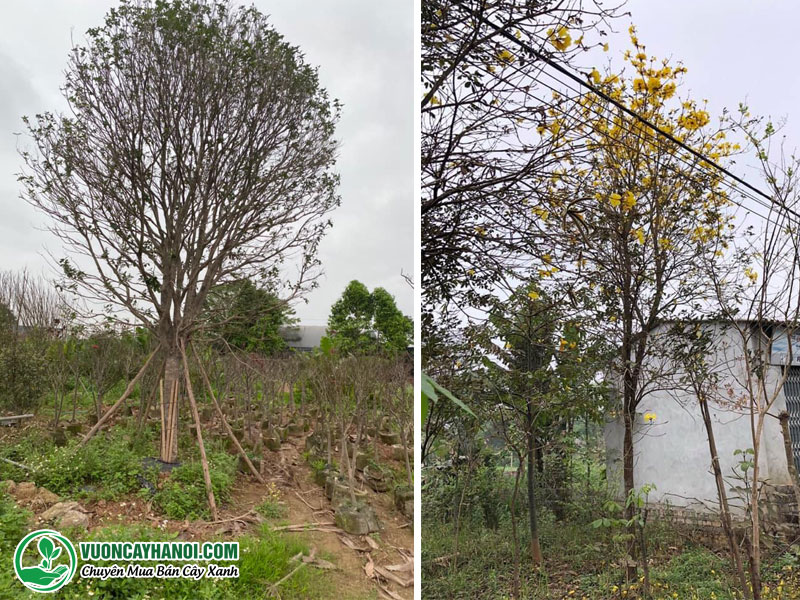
[20,0,340,462]
[203,279,295,355]
[328,280,412,355]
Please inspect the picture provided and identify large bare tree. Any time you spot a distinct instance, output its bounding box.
[19,0,340,463]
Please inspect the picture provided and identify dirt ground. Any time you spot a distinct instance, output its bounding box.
[240,434,413,600]
[5,420,414,600]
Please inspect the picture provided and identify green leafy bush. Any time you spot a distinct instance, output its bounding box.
[31,435,148,499]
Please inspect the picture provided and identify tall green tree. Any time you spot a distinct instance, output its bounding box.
[204,279,296,355]
[328,280,411,354]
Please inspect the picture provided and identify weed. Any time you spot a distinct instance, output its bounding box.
[256,482,288,520]
[0,489,30,551]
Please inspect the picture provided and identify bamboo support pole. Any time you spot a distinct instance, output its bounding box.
[180,343,218,521]
[190,342,265,483]
[163,379,179,463]
[159,378,165,452]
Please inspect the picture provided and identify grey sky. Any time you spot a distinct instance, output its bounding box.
[0,0,412,326]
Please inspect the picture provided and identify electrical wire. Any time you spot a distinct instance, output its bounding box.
[456,5,800,224]
[432,45,791,230]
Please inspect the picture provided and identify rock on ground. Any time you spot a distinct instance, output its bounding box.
[40,501,90,530]
[335,501,382,535]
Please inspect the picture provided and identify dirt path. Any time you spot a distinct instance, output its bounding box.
[226,431,414,600]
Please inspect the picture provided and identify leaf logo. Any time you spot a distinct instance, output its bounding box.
[13,529,77,593]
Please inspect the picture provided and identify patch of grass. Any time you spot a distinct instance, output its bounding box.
[28,431,150,500]
[423,510,800,600]
[256,482,288,520]
[0,520,331,599]
[152,450,236,520]
[0,488,30,551]
[236,524,323,597]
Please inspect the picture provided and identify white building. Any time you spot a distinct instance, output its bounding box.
[279,325,327,352]
[604,320,800,518]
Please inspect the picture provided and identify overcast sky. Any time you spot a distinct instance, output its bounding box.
[0,0,412,326]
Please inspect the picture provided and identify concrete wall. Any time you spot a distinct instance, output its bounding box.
[604,322,792,516]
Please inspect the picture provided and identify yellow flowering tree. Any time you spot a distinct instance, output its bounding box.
[534,26,740,583]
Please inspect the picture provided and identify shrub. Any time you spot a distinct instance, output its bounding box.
[255,482,288,520]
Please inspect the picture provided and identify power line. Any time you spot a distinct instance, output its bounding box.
[526,69,785,226]
[459,6,800,224]
[450,52,786,229]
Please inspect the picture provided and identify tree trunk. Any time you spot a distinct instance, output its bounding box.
[622,405,638,581]
[703,396,751,599]
[526,401,542,565]
[751,421,763,600]
[399,426,412,487]
[451,455,476,575]
[71,374,78,422]
[509,453,524,599]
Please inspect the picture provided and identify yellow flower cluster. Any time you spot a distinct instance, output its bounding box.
[496,49,515,64]
[559,338,577,351]
[547,26,572,51]
[532,207,550,221]
[678,109,711,131]
[602,191,636,211]
[538,266,559,278]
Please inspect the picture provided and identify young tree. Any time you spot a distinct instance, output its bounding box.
[83,329,126,422]
[667,321,750,599]
[693,114,800,599]
[486,284,608,566]
[20,0,340,462]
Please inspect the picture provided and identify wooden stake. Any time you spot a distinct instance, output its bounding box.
[161,375,180,464]
[162,380,173,463]
[180,343,218,521]
[159,378,165,452]
[190,342,265,484]
[81,346,160,447]
[170,379,179,461]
